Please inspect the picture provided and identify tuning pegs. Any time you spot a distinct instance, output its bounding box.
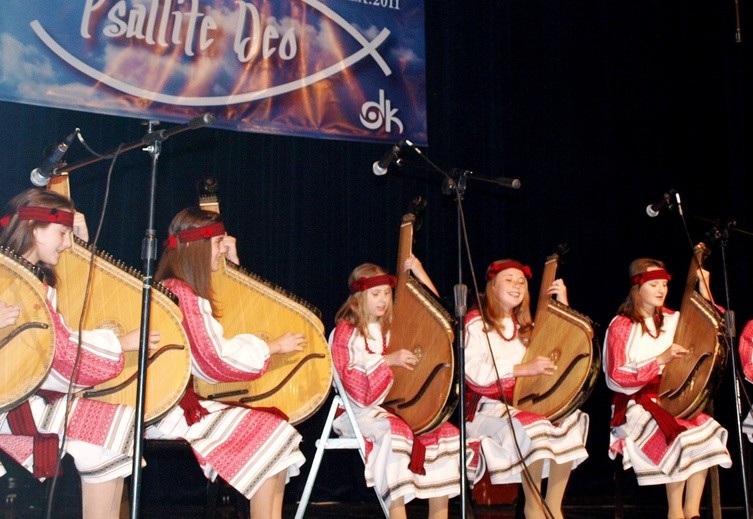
[197,177,219,196]
[555,243,570,261]
[410,195,427,214]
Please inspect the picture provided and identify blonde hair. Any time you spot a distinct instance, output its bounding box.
[334,263,394,340]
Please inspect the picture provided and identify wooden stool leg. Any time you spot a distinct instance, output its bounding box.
[515,484,525,519]
[614,459,624,519]
[706,466,721,519]
[204,477,219,519]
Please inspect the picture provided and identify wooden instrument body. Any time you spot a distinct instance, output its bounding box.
[513,253,599,422]
[384,211,457,435]
[48,176,191,424]
[0,248,55,413]
[192,187,332,425]
[658,243,729,419]
[192,261,332,424]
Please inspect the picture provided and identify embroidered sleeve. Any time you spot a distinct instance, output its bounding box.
[165,279,271,383]
[463,311,514,398]
[740,320,753,383]
[46,287,124,389]
[604,315,660,392]
[331,322,393,408]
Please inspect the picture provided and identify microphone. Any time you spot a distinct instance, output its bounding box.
[490,177,521,189]
[463,170,522,189]
[645,190,676,217]
[372,141,404,176]
[187,113,214,129]
[672,190,684,216]
[30,131,76,187]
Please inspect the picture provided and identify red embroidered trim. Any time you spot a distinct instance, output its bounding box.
[500,315,517,342]
[408,437,427,475]
[6,401,61,478]
[3,206,75,227]
[645,316,662,339]
[364,334,387,355]
[487,260,532,280]
[631,269,671,286]
[349,274,397,294]
[166,222,226,249]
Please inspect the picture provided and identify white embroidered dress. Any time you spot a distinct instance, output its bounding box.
[330,320,463,507]
[0,286,135,483]
[737,320,753,442]
[603,311,731,485]
[145,279,305,500]
[463,309,589,485]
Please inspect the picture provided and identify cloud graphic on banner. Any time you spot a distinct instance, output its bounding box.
[0,33,54,86]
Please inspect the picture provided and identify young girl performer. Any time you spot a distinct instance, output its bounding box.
[603,258,731,519]
[0,188,159,519]
[331,261,465,519]
[732,320,753,442]
[464,259,589,519]
[148,206,305,519]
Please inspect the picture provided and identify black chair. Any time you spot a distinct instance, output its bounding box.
[0,448,82,518]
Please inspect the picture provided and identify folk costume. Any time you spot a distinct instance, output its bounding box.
[463,309,589,485]
[145,278,305,500]
[603,309,732,485]
[0,285,136,483]
[330,320,465,507]
[0,204,135,483]
[736,320,753,442]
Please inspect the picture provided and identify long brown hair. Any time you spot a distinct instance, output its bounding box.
[482,259,534,342]
[334,263,394,340]
[617,258,667,335]
[0,188,75,287]
[155,207,223,315]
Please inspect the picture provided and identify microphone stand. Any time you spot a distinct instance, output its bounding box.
[445,169,473,519]
[705,221,751,519]
[396,144,472,517]
[54,114,213,519]
[401,143,517,519]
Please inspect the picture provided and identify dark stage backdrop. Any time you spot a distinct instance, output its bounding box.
[1,0,751,512]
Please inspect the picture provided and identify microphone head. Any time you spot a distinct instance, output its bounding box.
[188,113,214,128]
[646,204,660,217]
[511,179,522,189]
[30,167,51,187]
[373,161,388,176]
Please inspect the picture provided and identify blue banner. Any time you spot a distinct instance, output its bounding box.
[0,1,426,144]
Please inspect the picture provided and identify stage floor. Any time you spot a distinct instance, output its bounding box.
[294,502,751,519]
[2,451,749,518]
[0,487,749,518]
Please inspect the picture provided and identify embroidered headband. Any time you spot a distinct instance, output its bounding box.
[165,222,226,249]
[631,269,671,286]
[486,260,532,280]
[0,206,74,228]
[349,274,397,294]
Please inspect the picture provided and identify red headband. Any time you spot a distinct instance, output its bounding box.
[631,269,671,286]
[349,274,397,294]
[165,222,226,249]
[0,206,74,228]
[487,260,532,280]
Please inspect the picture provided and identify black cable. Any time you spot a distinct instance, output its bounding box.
[398,143,554,519]
[44,137,123,519]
